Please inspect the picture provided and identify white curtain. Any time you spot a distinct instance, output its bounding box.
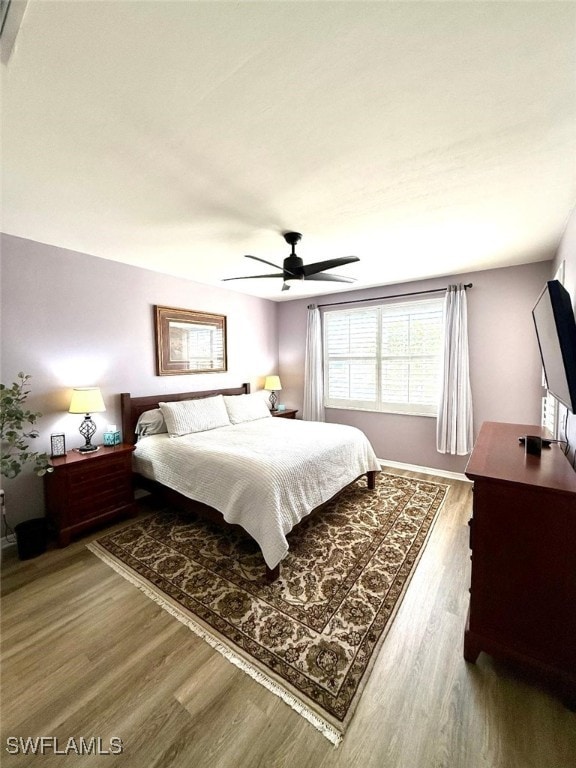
[303,304,325,422]
[436,284,473,455]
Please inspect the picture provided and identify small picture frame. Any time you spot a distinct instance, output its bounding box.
[50,433,66,458]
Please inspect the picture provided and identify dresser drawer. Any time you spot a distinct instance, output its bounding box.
[67,485,133,522]
[67,457,129,486]
[67,463,129,498]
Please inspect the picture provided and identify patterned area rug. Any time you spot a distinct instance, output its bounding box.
[88,472,449,745]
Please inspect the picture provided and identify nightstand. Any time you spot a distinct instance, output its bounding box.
[271,409,298,419]
[44,444,136,546]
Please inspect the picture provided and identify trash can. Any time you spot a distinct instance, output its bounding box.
[15,518,47,560]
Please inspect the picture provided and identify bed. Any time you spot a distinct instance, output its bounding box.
[121,384,380,580]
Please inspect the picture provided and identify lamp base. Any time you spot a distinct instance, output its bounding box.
[77,445,99,453]
[78,414,98,454]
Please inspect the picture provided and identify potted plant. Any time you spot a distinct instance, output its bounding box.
[0,372,53,558]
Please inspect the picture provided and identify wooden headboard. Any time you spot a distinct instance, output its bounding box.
[120,383,251,445]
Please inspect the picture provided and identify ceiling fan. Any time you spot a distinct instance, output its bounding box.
[223,231,360,291]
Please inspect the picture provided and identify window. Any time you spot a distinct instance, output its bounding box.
[323,298,444,416]
[541,391,559,439]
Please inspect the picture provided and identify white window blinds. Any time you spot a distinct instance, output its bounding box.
[324,299,444,416]
[541,392,559,438]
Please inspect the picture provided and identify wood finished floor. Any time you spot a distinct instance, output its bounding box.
[2,470,575,768]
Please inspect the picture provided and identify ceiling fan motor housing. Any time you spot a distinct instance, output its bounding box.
[283,255,305,279]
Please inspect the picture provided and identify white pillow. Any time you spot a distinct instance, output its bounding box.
[135,408,167,437]
[223,393,272,424]
[159,395,231,437]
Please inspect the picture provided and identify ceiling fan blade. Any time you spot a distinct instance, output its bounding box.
[222,273,284,281]
[305,273,356,283]
[302,256,360,277]
[245,254,296,277]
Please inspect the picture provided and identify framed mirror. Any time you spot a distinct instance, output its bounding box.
[154,305,227,375]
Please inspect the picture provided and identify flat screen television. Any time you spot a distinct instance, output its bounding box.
[532,279,576,413]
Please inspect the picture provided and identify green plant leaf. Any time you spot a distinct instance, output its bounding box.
[0,373,51,479]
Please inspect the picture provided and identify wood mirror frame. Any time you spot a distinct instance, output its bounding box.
[154,305,227,376]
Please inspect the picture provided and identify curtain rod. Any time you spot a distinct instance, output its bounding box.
[310,283,473,309]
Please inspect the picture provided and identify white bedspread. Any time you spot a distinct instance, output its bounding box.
[133,418,381,569]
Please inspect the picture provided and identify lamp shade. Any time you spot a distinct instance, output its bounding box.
[264,375,282,391]
[69,387,106,414]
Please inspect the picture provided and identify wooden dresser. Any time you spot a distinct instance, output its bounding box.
[464,421,576,704]
[44,444,136,546]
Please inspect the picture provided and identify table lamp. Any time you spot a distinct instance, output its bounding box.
[69,387,106,452]
[264,375,282,411]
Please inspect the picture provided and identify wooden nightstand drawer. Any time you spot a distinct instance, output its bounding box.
[45,444,136,545]
[68,485,133,522]
[67,462,130,499]
[67,459,129,487]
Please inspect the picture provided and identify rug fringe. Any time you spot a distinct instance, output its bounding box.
[87,541,342,747]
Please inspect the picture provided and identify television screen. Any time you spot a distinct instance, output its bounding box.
[532,280,576,413]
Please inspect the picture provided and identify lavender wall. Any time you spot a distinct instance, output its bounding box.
[0,230,563,529]
[0,234,278,525]
[278,261,552,475]
[553,205,576,465]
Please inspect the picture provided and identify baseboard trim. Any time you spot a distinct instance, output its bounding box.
[378,459,470,483]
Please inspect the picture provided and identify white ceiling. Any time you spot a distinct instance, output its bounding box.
[2,1,575,301]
